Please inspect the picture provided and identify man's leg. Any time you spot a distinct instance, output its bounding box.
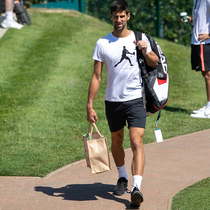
[129,127,145,183]
[5,0,13,11]
[202,71,210,102]
[1,0,23,29]
[111,128,125,167]
[111,128,128,195]
[191,71,210,117]
[129,127,145,207]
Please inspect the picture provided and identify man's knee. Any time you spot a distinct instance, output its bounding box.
[202,71,210,80]
[130,140,143,153]
[129,127,144,152]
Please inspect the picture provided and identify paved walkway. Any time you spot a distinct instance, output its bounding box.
[0,129,210,210]
[0,27,7,38]
[0,14,7,37]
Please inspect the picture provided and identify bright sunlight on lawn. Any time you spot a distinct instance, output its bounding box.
[0,9,209,178]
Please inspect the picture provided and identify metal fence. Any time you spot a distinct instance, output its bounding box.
[86,0,194,46]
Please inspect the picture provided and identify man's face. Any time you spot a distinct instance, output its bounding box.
[110,10,130,31]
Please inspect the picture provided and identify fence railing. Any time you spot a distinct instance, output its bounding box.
[31,0,85,13]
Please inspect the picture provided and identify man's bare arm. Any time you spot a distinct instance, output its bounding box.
[86,60,103,123]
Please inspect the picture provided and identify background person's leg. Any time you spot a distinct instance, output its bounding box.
[1,0,23,29]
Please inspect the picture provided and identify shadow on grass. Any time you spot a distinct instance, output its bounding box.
[164,106,191,114]
[35,183,140,209]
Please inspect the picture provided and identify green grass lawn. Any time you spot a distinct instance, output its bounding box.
[0,9,209,178]
[171,177,210,210]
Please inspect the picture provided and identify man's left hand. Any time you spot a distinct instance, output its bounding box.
[134,40,147,55]
[198,33,210,42]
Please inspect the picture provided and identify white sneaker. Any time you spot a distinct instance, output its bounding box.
[1,19,23,30]
[191,108,210,118]
[192,106,206,114]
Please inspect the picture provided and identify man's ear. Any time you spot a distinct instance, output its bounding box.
[127,13,130,20]
[110,13,113,21]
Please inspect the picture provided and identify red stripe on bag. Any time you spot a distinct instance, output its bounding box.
[157,75,168,85]
[200,44,205,71]
[153,100,168,110]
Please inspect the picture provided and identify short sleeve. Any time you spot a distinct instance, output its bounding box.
[92,40,104,62]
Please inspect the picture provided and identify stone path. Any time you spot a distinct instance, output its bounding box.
[0,27,7,38]
[0,129,210,210]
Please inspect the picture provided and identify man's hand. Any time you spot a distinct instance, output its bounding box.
[87,107,98,123]
[134,39,159,68]
[134,40,147,55]
[198,33,210,42]
[180,16,192,23]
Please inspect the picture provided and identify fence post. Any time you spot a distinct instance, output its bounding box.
[79,0,82,12]
[157,0,161,38]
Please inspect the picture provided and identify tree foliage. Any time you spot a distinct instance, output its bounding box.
[86,0,194,45]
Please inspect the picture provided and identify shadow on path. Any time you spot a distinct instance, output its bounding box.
[35,183,139,209]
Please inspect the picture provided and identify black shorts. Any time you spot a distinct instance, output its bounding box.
[191,44,210,71]
[105,98,146,132]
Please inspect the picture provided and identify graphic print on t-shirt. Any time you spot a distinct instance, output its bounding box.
[114,46,135,67]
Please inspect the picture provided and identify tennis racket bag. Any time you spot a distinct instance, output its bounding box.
[134,31,169,116]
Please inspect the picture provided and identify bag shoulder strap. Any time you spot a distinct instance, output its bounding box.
[134,31,142,42]
[134,31,149,80]
[134,31,144,60]
[134,31,147,110]
[155,110,161,129]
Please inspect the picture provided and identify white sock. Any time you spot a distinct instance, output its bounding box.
[116,164,127,180]
[206,101,210,109]
[131,175,143,192]
[5,11,14,21]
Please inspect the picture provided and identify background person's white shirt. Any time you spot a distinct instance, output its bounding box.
[191,0,210,45]
[92,31,151,102]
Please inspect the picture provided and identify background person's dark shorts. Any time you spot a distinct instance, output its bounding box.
[191,44,210,71]
[0,0,5,15]
[105,97,146,132]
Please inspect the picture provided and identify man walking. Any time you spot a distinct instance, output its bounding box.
[86,0,158,207]
[181,0,210,118]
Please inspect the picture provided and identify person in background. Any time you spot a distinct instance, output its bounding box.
[181,0,210,118]
[86,0,158,207]
[1,0,23,29]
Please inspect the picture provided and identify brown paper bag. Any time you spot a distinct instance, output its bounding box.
[83,123,111,174]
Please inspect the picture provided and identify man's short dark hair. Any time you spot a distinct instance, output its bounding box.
[110,0,129,14]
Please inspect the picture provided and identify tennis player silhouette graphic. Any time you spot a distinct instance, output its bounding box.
[114,46,135,67]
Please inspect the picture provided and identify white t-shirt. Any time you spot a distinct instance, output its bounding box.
[191,0,210,45]
[92,31,152,102]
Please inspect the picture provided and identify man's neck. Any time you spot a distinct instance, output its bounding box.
[112,29,131,38]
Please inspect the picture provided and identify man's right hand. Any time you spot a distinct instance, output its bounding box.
[181,16,192,23]
[87,108,98,123]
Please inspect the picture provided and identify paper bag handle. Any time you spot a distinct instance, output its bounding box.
[88,123,103,138]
